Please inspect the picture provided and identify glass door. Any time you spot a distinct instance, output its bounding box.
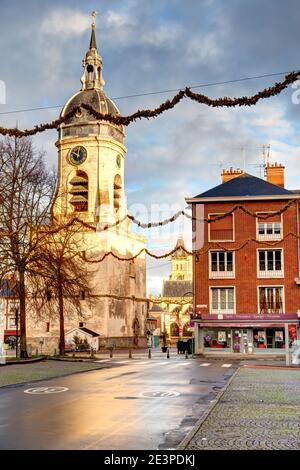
[232,329,242,353]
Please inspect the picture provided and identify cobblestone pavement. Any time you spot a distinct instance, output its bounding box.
[184,367,300,450]
[0,360,107,387]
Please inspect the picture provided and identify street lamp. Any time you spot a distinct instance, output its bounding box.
[11,299,19,358]
[182,291,194,354]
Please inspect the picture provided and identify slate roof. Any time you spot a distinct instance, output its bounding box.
[193,173,293,199]
[162,280,193,298]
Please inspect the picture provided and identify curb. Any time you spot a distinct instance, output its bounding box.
[177,367,240,450]
[242,364,300,370]
[0,363,111,390]
[0,356,46,366]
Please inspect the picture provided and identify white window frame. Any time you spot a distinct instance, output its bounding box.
[257,248,284,278]
[257,285,285,314]
[210,287,236,314]
[209,250,235,279]
[256,211,283,241]
[208,213,235,242]
[8,316,16,328]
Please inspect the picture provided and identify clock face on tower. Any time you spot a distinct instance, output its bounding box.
[69,146,87,166]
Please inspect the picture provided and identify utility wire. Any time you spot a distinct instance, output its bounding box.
[0,69,297,116]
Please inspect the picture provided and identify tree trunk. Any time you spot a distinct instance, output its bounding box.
[19,269,28,358]
[58,281,65,356]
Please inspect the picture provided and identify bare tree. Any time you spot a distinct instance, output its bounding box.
[0,136,55,357]
[28,222,95,356]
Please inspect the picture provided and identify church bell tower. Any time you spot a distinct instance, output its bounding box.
[53,12,127,228]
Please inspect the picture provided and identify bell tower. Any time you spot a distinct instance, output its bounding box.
[52,11,127,228]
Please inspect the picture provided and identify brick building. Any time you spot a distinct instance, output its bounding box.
[187,164,300,355]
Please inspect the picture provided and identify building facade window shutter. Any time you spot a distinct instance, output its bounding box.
[209,214,233,241]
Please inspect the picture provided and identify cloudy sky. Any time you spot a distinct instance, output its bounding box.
[1,0,300,293]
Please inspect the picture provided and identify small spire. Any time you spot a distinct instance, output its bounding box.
[81,10,105,91]
[89,10,98,49]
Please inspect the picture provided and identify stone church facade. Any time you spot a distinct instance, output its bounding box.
[27,17,147,354]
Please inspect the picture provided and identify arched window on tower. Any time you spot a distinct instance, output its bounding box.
[69,170,88,212]
[114,175,122,213]
[87,64,94,82]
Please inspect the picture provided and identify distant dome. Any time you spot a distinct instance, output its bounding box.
[61,89,120,124]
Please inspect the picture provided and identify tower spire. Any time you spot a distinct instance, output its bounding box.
[89,10,97,49]
[80,11,105,91]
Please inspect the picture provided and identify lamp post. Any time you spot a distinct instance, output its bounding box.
[11,299,19,358]
[182,291,193,354]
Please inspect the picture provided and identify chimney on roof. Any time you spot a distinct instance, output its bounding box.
[266,162,285,188]
[221,168,244,184]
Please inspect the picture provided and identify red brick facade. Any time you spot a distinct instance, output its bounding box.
[187,171,300,355]
[193,200,300,316]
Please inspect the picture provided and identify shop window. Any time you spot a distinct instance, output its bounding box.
[259,287,283,314]
[210,251,234,278]
[209,214,234,242]
[203,329,232,349]
[211,287,235,314]
[253,328,285,349]
[258,250,283,277]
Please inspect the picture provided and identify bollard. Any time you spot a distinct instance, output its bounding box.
[167,348,170,359]
[129,349,132,359]
[148,348,151,359]
[110,349,113,358]
[185,349,188,359]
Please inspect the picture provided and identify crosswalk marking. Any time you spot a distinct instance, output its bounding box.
[156,361,168,365]
[199,363,211,367]
[221,363,232,368]
[95,359,111,363]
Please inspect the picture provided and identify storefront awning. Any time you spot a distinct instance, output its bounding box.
[4,330,19,336]
[200,322,287,328]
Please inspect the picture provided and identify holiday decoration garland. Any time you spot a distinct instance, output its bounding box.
[0,72,299,137]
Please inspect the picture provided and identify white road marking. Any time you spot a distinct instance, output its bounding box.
[173,362,189,367]
[221,363,232,368]
[95,359,111,363]
[156,361,169,365]
[24,387,68,395]
[139,390,180,398]
[113,360,130,364]
[199,363,211,367]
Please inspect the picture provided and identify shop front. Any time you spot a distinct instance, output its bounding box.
[194,314,299,355]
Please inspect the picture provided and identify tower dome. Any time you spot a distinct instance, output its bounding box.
[59,12,124,143]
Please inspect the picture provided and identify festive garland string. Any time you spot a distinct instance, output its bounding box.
[79,231,300,263]
[0,72,299,137]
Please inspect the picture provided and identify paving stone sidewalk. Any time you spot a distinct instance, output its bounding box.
[182,367,300,450]
[0,360,107,388]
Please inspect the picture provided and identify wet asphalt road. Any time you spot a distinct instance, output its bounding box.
[0,357,238,450]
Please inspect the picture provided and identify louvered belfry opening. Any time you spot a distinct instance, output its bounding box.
[69,170,89,212]
[114,174,122,213]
